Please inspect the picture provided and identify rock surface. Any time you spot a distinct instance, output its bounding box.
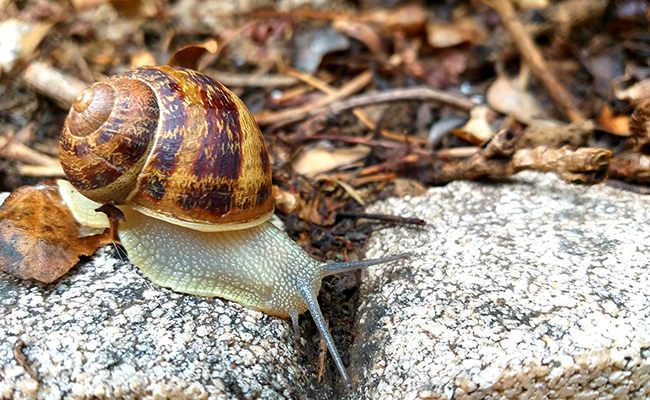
[350,171,650,399]
[2,171,650,400]
[0,246,328,399]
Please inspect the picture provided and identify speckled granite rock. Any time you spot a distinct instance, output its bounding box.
[3,171,650,400]
[350,171,650,399]
[0,245,329,400]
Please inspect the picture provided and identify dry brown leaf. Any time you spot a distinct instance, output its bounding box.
[512,0,550,9]
[292,145,372,177]
[628,100,650,154]
[332,17,385,56]
[613,77,650,105]
[486,73,548,124]
[167,39,219,71]
[70,0,108,11]
[130,49,158,69]
[0,181,112,284]
[363,5,428,35]
[272,185,300,215]
[110,0,161,17]
[450,106,495,145]
[426,17,487,48]
[597,105,630,136]
[315,175,366,206]
[21,22,56,58]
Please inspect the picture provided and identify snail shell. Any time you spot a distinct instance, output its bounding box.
[59,65,273,231]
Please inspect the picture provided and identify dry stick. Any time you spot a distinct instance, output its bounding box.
[255,70,374,126]
[207,70,299,88]
[482,0,585,122]
[263,86,475,128]
[0,134,61,168]
[23,62,89,109]
[352,172,399,185]
[19,164,66,177]
[337,211,426,226]
[285,69,429,144]
[13,340,39,383]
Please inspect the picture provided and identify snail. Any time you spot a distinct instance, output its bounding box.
[58,65,408,389]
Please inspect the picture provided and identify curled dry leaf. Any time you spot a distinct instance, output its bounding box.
[272,186,300,215]
[167,39,219,71]
[486,73,548,125]
[608,152,650,184]
[628,100,650,153]
[293,27,350,74]
[0,181,112,284]
[450,105,494,145]
[597,105,630,137]
[512,0,550,8]
[613,77,650,106]
[332,17,384,56]
[70,0,108,11]
[292,144,372,177]
[130,50,158,69]
[426,17,487,48]
[0,19,51,72]
[362,5,428,35]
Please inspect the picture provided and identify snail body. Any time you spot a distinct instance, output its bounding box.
[59,66,407,389]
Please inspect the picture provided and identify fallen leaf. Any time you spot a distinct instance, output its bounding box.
[613,77,650,105]
[167,39,219,71]
[597,105,630,136]
[272,185,300,215]
[512,0,550,9]
[450,105,495,145]
[293,27,350,74]
[316,175,366,206]
[292,144,372,176]
[426,17,487,48]
[0,181,111,283]
[486,73,548,124]
[332,17,384,56]
[130,49,158,69]
[363,5,428,35]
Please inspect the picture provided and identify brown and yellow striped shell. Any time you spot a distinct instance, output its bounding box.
[59,66,273,231]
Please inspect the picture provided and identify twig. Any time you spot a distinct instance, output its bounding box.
[258,86,475,128]
[317,318,329,383]
[22,62,89,109]
[303,87,475,128]
[482,0,585,122]
[255,70,373,126]
[301,135,404,149]
[356,154,422,176]
[286,69,428,144]
[19,164,66,177]
[0,134,61,168]
[13,340,39,382]
[352,172,399,185]
[337,211,426,226]
[415,129,610,184]
[206,70,299,88]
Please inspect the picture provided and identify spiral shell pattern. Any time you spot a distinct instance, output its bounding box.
[60,66,273,229]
